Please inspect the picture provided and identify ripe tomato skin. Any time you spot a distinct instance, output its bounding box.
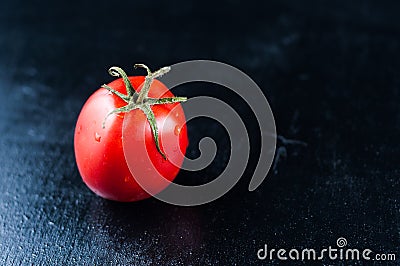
[74,76,188,202]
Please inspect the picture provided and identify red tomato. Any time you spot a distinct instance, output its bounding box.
[74,67,188,202]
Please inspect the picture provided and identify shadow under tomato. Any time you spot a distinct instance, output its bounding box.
[85,197,204,263]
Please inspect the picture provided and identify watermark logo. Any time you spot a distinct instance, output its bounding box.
[122,60,276,206]
[257,237,396,262]
[336,237,347,248]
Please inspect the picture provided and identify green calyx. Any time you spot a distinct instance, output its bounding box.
[101,64,187,160]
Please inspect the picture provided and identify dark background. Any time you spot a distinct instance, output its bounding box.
[0,0,399,265]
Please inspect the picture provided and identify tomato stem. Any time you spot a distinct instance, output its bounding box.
[108,67,136,97]
[135,64,171,104]
[101,64,186,160]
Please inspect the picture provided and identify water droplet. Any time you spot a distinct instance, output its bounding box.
[124,176,130,183]
[76,125,82,134]
[174,125,181,136]
[95,132,101,142]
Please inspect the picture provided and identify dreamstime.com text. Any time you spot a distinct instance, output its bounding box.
[257,237,396,262]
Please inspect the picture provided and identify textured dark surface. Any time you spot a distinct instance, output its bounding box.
[0,0,399,265]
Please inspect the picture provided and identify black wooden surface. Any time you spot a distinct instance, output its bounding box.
[0,0,399,265]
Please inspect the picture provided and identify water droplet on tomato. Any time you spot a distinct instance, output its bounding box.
[95,132,101,142]
[174,125,181,136]
[124,176,130,183]
[76,125,82,134]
